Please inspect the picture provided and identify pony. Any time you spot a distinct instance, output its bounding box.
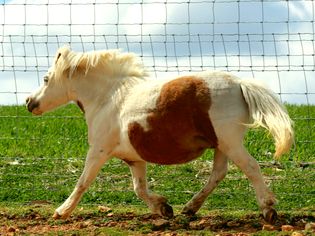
[26,46,294,224]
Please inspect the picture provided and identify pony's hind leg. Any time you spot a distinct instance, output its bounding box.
[127,161,174,218]
[182,149,228,215]
[222,146,277,224]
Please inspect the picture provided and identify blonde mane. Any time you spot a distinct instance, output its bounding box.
[54,46,148,82]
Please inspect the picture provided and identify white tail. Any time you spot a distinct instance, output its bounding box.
[239,79,294,158]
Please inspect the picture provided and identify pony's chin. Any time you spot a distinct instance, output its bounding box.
[32,108,43,116]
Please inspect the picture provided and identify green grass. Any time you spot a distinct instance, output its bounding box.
[0,104,314,211]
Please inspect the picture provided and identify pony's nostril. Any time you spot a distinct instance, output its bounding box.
[26,98,40,113]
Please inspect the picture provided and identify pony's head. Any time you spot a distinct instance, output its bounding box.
[26,46,76,115]
[26,46,147,115]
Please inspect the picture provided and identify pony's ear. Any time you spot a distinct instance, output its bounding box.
[53,46,93,78]
[54,46,71,65]
[53,46,72,79]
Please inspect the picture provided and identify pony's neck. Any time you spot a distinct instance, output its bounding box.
[61,49,147,116]
[71,73,144,118]
[70,73,144,143]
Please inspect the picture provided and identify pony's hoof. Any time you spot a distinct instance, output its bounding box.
[263,208,277,224]
[53,211,69,220]
[53,211,62,219]
[161,203,174,218]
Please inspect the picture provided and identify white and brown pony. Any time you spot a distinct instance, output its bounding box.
[26,46,294,224]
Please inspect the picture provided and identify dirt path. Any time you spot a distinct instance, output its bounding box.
[1,207,314,235]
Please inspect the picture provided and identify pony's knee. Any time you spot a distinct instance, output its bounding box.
[75,181,90,194]
[217,163,228,180]
[212,159,228,182]
[238,157,261,177]
[225,148,260,173]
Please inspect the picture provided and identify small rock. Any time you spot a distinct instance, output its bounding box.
[77,220,92,229]
[7,226,16,233]
[78,222,87,229]
[98,206,112,213]
[152,219,169,230]
[227,221,241,227]
[106,221,118,227]
[84,220,93,226]
[199,219,207,225]
[107,212,114,217]
[305,222,315,231]
[189,219,207,230]
[291,232,304,236]
[163,233,177,236]
[282,225,294,231]
[262,224,276,231]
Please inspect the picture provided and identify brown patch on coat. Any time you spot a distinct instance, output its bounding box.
[128,76,217,165]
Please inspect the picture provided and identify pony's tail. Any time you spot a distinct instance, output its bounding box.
[239,79,294,158]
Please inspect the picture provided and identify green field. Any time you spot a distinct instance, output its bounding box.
[0,104,314,235]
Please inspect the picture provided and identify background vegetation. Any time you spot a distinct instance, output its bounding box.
[0,104,314,212]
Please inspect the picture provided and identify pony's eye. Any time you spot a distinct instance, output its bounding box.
[43,76,49,84]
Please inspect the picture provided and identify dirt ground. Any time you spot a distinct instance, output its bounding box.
[1,205,314,235]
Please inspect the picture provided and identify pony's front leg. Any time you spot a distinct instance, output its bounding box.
[128,161,174,218]
[53,147,110,219]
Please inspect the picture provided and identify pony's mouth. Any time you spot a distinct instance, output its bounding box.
[31,108,43,115]
[26,98,42,115]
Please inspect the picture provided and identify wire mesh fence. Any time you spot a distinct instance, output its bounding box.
[0,0,314,211]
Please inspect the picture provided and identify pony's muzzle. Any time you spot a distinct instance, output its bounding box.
[26,97,40,113]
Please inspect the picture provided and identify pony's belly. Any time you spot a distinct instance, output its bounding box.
[128,121,214,164]
[135,143,209,165]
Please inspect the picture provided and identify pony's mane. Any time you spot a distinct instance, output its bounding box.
[54,46,148,81]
